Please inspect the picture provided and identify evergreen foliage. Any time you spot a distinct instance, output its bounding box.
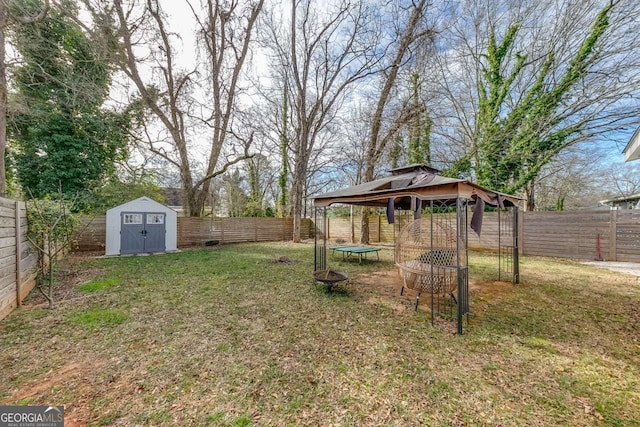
[9,0,129,199]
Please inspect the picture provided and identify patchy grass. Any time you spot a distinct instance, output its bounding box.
[76,278,122,293]
[66,308,129,329]
[0,242,639,426]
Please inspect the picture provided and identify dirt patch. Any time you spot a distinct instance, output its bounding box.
[7,363,85,402]
[4,359,106,427]
[469,279,515,297]
[349,270,439,314]
[350,269,516,317]
[20,253,105,308]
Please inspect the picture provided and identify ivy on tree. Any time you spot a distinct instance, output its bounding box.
[9,0,129,199]
[449,1,613,207]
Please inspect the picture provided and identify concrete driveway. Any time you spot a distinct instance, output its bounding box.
[582,261,640,276]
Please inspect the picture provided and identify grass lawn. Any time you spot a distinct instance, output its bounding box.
[0,242,639,426]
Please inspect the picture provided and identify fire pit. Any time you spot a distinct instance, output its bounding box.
[313,269,348,295]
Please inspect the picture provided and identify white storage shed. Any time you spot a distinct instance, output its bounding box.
[105,196,178,256]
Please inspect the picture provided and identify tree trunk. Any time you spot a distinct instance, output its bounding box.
[187,190,203,217]
[0,5,8,197]
[48,246,54,309]
[290,164,305,243]
[359,161,376,243]
[526,182,535,211]
[360,208,370,244]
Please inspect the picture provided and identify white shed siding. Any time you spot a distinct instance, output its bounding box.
[105,196,178,256]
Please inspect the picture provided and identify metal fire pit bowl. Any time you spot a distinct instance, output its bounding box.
[313,269,348,295]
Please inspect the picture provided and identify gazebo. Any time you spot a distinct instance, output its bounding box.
[313,165,521,334]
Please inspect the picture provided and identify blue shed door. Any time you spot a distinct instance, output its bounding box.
[120,212,166,254]
[144,213,166,253]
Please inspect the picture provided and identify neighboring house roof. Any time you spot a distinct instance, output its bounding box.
[599,193,640,206]
[623,126,640,162]
[313,164,520,209]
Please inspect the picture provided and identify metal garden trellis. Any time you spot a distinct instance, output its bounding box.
[313,165,521,334]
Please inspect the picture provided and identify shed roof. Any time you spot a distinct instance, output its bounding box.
[313,165,520,208]
[106,196,176,214]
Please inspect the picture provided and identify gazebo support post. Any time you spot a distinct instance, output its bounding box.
[513,206,520,284]
[314,207,327,272]
[454,198,471,334]
[498,204,502,282]
[429,200,435,326]
[497,204,521,285]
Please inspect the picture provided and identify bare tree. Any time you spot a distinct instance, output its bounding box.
[532,148,605,210]
[360,0,433,243]
[598,160,640,200]
[262,0,385,242]
[84,0,263,216]
[245,150,278,216]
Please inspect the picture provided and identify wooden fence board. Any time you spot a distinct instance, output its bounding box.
[0,276,14,295]
[0,271,17,290]
[70,208,640,265]
[0,199,37,322]
[0,246,15,259]
[316,209,630,261]
[0,253,16,270]
[0,294,16,322]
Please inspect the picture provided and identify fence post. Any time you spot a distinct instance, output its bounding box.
[609,209,617,261]
[254,218,258,242]
[15,201,21,307]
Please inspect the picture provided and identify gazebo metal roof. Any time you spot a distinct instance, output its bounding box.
[313,165,520,209]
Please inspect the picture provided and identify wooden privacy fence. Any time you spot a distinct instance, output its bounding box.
[75,210,640,262]
[0,198,38,322]
[521,209,640,262]
[521,211,609,260]
[320,210,639,262]
[177,217,312,247]
[75,216,314,251]
[321,213,507,249]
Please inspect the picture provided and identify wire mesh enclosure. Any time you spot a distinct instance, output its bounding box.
[314,207,327,272]
[498,207,520,284]
[395,199,469,332]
